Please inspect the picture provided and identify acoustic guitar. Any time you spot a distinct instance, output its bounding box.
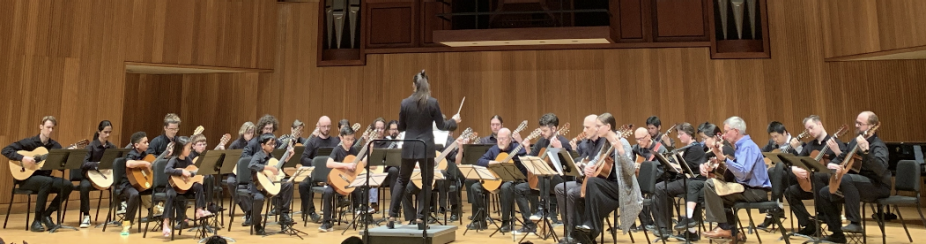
[131,126,204,191]
[327,129,380,195]
[169,165,204,194]
[657,123,678,148]
[706,135,737,183]
[483,128,542,191]
[763,129,810,168]
[413,128,473,189]
[810,125,849,164]
[337,123,362,147]
[530,123,570,190]
[829,124,880,196]
[254,130,299,196]
[580,125,632,197]
[8,139,89,181]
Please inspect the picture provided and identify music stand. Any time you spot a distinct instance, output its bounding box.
[518,156,559,242]
[94,148,130,228]
[486,162,526,237]
[652,153,692,243]
[461,144,494,165]
[219,150,242,176]
[46,149,87,233]
[343,172,389,234]
[458,165,502,235]
[316,148,334,159]
[778,154,828,244]
[190,150,228,241]
[548,149,583,243]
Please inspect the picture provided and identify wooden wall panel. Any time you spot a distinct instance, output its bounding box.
[822,0,926,59]
[180,73,260,143]
[654,0,707,40]
[121,74,184,142]
[124,0,277,69]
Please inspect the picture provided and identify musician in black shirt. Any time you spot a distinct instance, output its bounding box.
[241,114,282,158]
[278,120,306,149]
[225,121,254,224]
[516,113,573,230]
[319,127,368,232]
[755,121,803,230]
[631,126,667,229]
[75,120,115,228]
[785,115,848,237]
[119,132,155,235]
[298,116,339,222]
[555,114,604,240]
[161,136,210,238]
[647,116,675,148]
[147,113,181,156]
[652,123,706,240]
[247,133,296,235]
[1,116,73,232]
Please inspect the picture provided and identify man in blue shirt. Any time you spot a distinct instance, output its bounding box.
[702,116,771,241]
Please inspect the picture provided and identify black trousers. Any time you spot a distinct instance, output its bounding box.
[703,180,768,231]
[77,179,93,215]
[249,182,294,225]
[581,177,622,239]
[18,175,73,221]
[119,182,152,222]
[403,178,460,221]
[321,186,362,222]
[470,181,515,222]
[653,178,690,229]
[513,181,538,222]
[298,178,317,213]
[817,174,890,233]
[555,181,585,234]
[389,158,435,219]
[785,172,830,226]
[536,175,563,214]
[226,174,251,212]
[164,183,206,221]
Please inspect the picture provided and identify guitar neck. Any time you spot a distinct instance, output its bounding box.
[351,142,373,166]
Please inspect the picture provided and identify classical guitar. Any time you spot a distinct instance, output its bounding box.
[169,165,204,194]
[214,133,231,150]
[764,129,810,168]
[483,128,542,192]
[132,126,204,191]
[530,123,570,190]
[327,129,380,195]
[254,130,299,196]
[580,125,632,198]
[337,123,362,147]
[810,125,849,164]
[706,135,736,183]
[413,128,473,189]
[829,124,880,196]
[657,123,678,148]
[8,139,89,181]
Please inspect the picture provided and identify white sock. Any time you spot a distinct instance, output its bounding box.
[686,208,694,218]
[688,227,697,233]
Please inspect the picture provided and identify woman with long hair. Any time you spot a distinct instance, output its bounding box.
[388,70,461,229]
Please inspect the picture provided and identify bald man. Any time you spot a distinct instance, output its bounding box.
[464,128,526,232]
[631,126,667,230]
[554,114,606,242]
[812,111,890,243]
[298,116,341,223]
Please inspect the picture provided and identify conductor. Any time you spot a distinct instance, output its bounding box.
[387,70,461,230]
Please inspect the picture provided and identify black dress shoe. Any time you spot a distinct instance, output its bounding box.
[386,218,396,229]
[30,220,45,232]
[42,216,56,230]
[254,225,266,235]
[823,232,847,243]
[280,213,293,224]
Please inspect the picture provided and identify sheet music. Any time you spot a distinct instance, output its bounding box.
[348,173,389,188]
[432,122,450,145]
[547,149,565,175]
[458,165,499,180]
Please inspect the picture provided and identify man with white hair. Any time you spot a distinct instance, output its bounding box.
[701,116,771,241]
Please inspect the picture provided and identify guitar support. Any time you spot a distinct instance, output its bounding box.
[362,139,428,244]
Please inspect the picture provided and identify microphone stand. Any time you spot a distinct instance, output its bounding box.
[364,139,428,244]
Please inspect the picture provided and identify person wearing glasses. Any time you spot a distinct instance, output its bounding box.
[147,113,181,156]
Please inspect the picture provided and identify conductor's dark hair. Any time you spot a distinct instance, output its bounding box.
[646,116,661,127]
[412,70,431,111]
[767,121,787,134]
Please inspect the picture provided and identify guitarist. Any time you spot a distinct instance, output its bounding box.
[241,114,282,158]
[517,113,572,229]
[278,120,306,149]
[319,127,367,233]
[119,132,156,235]
[162,136,211,237]
[147,113,181,156]
[189,134,220,204]
[652,123,707,240]
[647,116,675,148]
[631,126,667,230]
[247,133,296,235]
[701,116,771,241]
[815,111,890,243]
[361,118,394,214]
[755,121,804,231]
[76,120,115,228]
[554,114,607,242]
[298,116,338,223]
[463,115,504,212]
[1,116,74,232]
[784,115,848,237]
[465,127,525,232]
[226,121,255,225]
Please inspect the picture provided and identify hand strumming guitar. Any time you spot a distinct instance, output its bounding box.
[181,170,192,177]
[550,137,563,148]
[20,156,36,168]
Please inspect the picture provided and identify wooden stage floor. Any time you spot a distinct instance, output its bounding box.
[0,200,924,244]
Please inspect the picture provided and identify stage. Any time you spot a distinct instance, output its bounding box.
[0,200,924,244]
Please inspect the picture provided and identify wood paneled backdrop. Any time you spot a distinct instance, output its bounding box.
[1,0,925,210]
[822,0,926,59]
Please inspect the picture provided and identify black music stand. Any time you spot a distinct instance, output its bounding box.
[518,156,559,242]
[777,154,828,244]
[486,162,526,237]
[343,172,389,234]
[652,152,694,243]
[219,150,242,176]
[47,149,87,233]
[547,149,582,244]
[94,148,130,228]
[191,151,230,242]
[459,165,501,235]
[281,147,304,169]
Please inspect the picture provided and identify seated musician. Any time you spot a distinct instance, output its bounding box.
[677,123,738,239]
[319,126,368,233]
[77,120,115,228]
[754,121,803,230]
[465,127,526,231]
[652,123,706,240]
[647,116,675,148]
[246,133,296,235]
[278,120,307,148]
[298,116,338,223]
[463,116,503,210]
[815,111,890,243]
[162,136,212,237]
[402,124,463,224]
[574,113,639,241]
[189,134,224,205]
[359,118,398,214]
[554,114,614,244]
[1,116,74,232]
[516,113,573,231]
[119,132,156,235]
[225,121,255,225]
[238,115,283,226]
[785,115,847,236]
[147,113,181,156]
[631,126,667,229]
[701,116,771,241]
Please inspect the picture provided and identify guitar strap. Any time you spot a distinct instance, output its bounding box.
[648,142,662,161]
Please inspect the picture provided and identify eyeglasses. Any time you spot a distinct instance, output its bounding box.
[166,128,180,131]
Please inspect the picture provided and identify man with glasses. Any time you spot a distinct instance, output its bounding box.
[247,133,296,235]
[631,127,667,230]
[298,116,340,223]
[702,116,771,241]
[147,113,181,156]
[463,128,526,231]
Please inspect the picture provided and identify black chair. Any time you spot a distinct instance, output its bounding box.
[3,182,34,231]
[143,158,195,240]
[308,156,332,227]
[102,157,140,233]
[861,160,923,244]
[227,157,253,234]
[731,160,790,244]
